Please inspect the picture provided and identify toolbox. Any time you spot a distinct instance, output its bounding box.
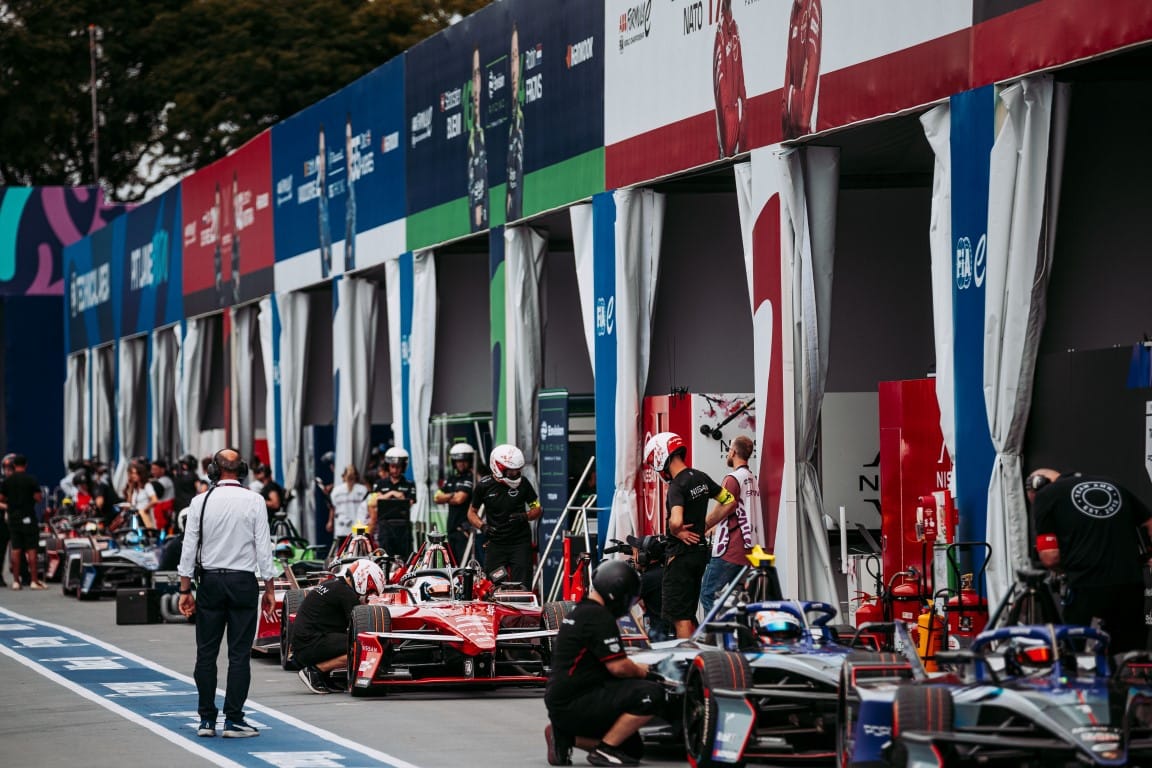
[116,587,161,625]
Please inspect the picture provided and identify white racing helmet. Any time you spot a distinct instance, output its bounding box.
[489,444,525,489]
[752,610,803,645]
[644,432,686,482]
[349,559,387,597]
[448,443,475,463]
[384,446,409,468]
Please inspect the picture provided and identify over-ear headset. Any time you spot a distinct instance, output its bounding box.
[1026,473,1051,493]
[207,449,249,484]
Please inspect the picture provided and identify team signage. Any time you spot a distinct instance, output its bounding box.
[180,131,275,318]
[406,0,604,249]
[271,57,406,292]
[64,220,119,352]
[603,0,970,188]
[118,185,183,336]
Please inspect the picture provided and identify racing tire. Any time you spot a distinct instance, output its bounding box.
[541,600,575,669]
[837,652,911,768]
[348,604,391,698]
[891,686,953,767]
[280,589,308,670]
[683,651,752,768]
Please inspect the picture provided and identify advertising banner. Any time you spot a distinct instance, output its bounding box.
[64,220,119,353]
[118,186,182,336]
[537,388,570,593]
[181,131,275,317]
[604,0,970,189]
[406,0,604,250]
[949,86,996,549]
[271,57,406,292]
[0,186,127,296]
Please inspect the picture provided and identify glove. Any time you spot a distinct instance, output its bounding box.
[481,523,496,537]
[507,512,528,525]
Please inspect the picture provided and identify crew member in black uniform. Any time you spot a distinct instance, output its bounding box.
[371,447,416,561]
[434,442,476,564]
[505,22,525,222]
[294,558,387,694]
[0,454,45,589]
[644,432,735,639]
[1028,467,1152,653]
[467,45,488,232]
[544,560,665,767]
[467,444,540,585]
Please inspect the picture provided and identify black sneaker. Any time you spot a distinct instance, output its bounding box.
[196,719,216,737]
[586,742,640,767]
[222,719,259,738]
[298,665,330,695]
[545,724,573,766]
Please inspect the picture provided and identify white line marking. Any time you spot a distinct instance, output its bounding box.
[0,607,420,768]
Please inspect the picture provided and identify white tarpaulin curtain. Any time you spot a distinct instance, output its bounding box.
[277,292,310,500]
[569,204,597,373]
[258,297,277,477]
[113,336,147,492]
[64,351,86,466]
[984,76,1067,608]
[778,146,840,606]
[334,276,379,480]
[385,255,403,461]
[505,226,546,491]
[921,103,957,465]
[607,189,665,546]
[92,345,115,465]
[177,318,210,462]
[409,251,437,529]
[230,305,258,476]
[150,326,181,462]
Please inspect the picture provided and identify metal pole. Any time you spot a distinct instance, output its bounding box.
[88,24,100,185]
[531,455,595,591]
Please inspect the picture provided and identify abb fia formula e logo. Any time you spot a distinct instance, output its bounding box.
[955,234,986,291]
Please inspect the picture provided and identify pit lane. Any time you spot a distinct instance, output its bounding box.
[0,588,688,768]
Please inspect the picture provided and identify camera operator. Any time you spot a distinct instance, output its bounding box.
[627,535,672,642]
[544,560,665,767]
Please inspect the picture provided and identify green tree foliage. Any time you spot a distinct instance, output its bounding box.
[0,0,488,198]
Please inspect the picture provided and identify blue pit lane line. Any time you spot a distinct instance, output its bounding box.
[0,607,418,768]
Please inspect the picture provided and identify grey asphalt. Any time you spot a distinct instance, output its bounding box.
[0,586,687,768]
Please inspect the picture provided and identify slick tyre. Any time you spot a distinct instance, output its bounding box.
[891,686,953,767]
[280,589,307,670]
[541,600,575,669]
[683,651,751,768]
[348,604,391,698]
[837,652,911,767]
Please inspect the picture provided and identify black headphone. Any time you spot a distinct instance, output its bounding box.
[1026,473,1052,493]
[207,449,249,484]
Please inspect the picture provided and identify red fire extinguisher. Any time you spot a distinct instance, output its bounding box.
[889,571,924,625]
[854,592,884,627]
[945,573,988,642]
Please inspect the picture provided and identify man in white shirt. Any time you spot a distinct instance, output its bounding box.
[178,448,275,739]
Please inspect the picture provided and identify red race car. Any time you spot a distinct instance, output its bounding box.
[347,563,565,696]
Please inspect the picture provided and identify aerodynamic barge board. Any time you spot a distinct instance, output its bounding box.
[0,607,419,768]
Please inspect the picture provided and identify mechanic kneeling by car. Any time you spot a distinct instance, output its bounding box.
[293,559,387,694]
[544,560,665,767]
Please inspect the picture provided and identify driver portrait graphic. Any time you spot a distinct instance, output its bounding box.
[467,45,489,232]
[782,0,822,140]
[712,0,747,158]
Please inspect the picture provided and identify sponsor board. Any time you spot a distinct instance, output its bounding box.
[119,185,183,335]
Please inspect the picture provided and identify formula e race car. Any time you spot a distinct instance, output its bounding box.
[635,597,852,766]
[65,526,168,600]
[346,564,559,696]
[838,623,1152,767]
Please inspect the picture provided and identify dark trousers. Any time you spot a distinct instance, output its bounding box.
[446,508,469,565]
[0,524,8,583]
[484,539,533,586]
[379,522,413,562]
[1064,582,1146,654]
[194,571,259,722]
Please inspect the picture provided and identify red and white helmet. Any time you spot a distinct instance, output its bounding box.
[644,432,686,482]
[349,559,387,597]
[489,444,525,489]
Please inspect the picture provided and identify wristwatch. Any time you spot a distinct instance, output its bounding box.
[178,589,192,595]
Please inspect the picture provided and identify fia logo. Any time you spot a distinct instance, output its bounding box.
[955,234,986,291]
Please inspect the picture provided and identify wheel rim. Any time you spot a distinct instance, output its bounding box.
[683,669,709,761]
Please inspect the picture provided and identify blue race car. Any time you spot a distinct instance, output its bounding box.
[839,623,1152,767]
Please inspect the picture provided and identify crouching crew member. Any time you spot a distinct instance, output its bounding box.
[467,444,541,585]
[294,559,387,694]
[544,560,665,767]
